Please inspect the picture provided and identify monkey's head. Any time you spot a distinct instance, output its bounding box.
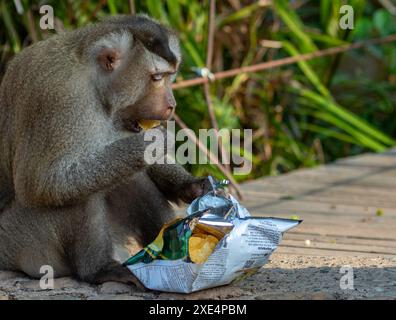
[85,15,181,132]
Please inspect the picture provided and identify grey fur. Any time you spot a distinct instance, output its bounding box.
[0,15,208,286]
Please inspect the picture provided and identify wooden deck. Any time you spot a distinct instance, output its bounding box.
[242,148,396,258]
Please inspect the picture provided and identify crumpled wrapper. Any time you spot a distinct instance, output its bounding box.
[124,177,301,293]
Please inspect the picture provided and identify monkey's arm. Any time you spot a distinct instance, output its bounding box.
[146,163,209,204]
[14,135,149,208]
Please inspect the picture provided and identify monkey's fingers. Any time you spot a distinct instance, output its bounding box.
[200,177,213,195]
[178,177,211,204]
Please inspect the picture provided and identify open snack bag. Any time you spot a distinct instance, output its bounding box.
[124,177,301,293]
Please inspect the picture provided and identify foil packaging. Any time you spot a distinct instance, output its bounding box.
[124,176,301,293]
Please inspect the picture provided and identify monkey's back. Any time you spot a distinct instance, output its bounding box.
[0,32,80,209]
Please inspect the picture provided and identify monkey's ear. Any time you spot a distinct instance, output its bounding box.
[97,48,122,72]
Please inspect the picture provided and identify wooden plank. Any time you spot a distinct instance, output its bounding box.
[244,198,396,239]
[242,193,396,217]
[243,189,396,211]
[284,232,396,248]
[238,149,396,256]
[288,224,396,240]
[243,181,396,197]
[274,246,396,258]
[243,167,396,192]
[288,231,396,242]
[281,239,396,255]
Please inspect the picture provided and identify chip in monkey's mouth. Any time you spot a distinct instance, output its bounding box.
[137,120,161,130]
[125,120,161,133]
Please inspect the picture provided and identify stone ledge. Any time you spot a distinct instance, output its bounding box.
[1,254,395,300]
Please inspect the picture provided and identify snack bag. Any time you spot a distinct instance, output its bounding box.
[124,177,301,293]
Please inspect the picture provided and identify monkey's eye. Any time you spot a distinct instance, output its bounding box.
[151,73,164,82]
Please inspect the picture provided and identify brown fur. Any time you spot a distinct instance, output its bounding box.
[0,15,208,286]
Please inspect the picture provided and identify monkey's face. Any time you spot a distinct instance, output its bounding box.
[115,48,179,132]
[94,26,181,133]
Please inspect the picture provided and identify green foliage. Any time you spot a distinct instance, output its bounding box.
[1,0,396,181]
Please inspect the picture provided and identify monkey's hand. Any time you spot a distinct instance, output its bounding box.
[177,176,212,204]
[15,130,157,207]
[147,164,211,205]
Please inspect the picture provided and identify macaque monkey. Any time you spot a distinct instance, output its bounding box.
[0,15,209,286]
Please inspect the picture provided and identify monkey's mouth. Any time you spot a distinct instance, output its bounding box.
[121,118,143,133]
[125,119,162,132]
[129,120,143,133]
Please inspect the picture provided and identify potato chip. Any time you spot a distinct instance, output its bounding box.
[138,120,161,130]
[189,234,219,264]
